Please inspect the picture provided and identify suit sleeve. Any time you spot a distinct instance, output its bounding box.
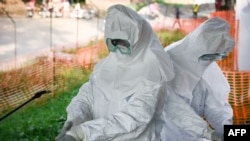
[80,82,165,141]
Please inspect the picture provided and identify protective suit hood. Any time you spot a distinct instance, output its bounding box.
[93,4,174,101]
[165,17,235,101]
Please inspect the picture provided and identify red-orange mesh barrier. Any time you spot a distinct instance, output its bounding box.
[223,70,250,125]
[151,17,206,34]
[217,51,236,71]
[0,60,53,114]
[180,18,207,34]
[76,41,108,69]
[210,11,250,124]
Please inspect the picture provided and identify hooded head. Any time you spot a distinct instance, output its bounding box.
[165,17,235,100]
[92,4,174,100]
[104,4,154,61]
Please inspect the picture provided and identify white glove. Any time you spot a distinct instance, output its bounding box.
[204,128,223,141]
[55,121,73,140]
[55,116,84,141]
[65,125,85,141]
[211,132,224,141]
[56,134,76,141]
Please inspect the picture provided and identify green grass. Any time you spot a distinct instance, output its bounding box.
[0,67,91,141]
[156,29,186,47]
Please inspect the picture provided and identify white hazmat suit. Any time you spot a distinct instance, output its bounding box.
[55,4,217,141]
[56,4,175,141]
[162,17,235,141]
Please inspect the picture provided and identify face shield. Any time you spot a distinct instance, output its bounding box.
[198,52,228,65]
[199,52,228,61]
[106,38,131,55]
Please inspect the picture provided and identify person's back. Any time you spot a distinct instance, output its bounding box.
[163,17,235,141]
[191,62,233,135]
[161,84,216,141]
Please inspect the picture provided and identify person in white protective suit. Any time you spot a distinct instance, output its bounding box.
[55,4,217,141]
[55,4,175,141]
[162,17,235,141]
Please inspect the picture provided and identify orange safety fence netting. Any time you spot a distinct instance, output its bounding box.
[223,70,250,125]
[0,40,107,117]
[76,41,108,69]
[0,51,88,117]
[212,10,250,125]
[172,10,250,125]
[179,18,207,34]
[0,60,53,115]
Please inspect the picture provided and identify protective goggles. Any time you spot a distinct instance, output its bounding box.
[199,52,228,61]
[106,38,131,55]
